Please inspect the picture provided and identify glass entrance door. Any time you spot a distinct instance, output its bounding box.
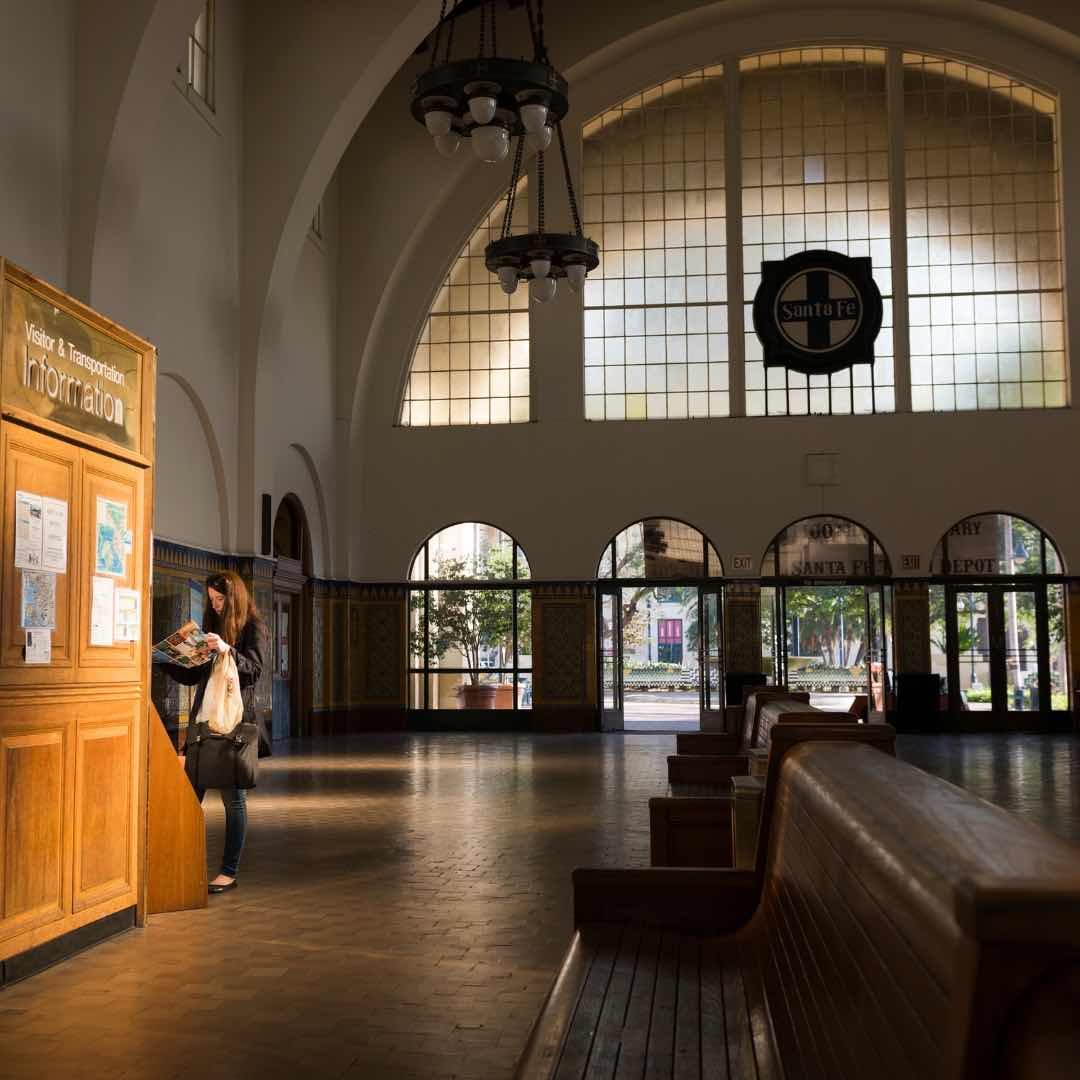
[700,587,723,722]
[947,585,1050,716]
[599,588,623,731]
[780,584,871,712]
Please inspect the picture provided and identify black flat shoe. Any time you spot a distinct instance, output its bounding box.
[208,880,238,894]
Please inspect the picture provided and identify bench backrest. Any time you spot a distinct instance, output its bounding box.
[754,741,1080,1080]
[741,689,810,748]
[754,696,857,748]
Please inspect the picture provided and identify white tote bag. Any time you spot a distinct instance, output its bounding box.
[202,651,244,735]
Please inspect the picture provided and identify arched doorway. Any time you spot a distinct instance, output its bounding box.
[408,522,532,713]
[272,494,312,740]
[930,513,1068,727]
[596,518,724,732]
[761,516,892,714]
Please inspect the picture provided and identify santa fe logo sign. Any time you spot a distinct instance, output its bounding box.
[752,250,883,376]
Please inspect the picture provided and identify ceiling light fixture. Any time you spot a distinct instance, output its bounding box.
[410,0,568,164]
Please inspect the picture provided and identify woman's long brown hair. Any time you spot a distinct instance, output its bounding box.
[205,571,260,646]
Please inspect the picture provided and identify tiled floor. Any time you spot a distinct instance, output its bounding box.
[1,732,1078,1080]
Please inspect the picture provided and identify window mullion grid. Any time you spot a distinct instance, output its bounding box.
[887,47,913,413]
[724,61,746,417]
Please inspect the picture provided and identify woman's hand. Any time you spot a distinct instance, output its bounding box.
[205,632,230,655]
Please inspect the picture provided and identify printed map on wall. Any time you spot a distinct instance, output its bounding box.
[96,497,128,577]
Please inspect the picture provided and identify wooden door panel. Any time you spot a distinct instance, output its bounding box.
[0,424,79,678]
[72,706,135,912]
[0,723,67,939]
[76,450,143,679]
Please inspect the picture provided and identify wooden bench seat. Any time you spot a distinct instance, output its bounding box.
[518,741,1080,1079]
[651,722,894,868]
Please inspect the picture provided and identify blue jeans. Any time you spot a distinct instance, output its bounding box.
[196,787,247,878]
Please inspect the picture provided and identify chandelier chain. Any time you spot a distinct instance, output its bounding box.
[537,150,546,234]
[525,0,548,64]
[478,0,485,58]
[556,121,583,236]
[445,0,458,63]
[429,0,448,70]
[502,136,525,239]
[490,0,497,57]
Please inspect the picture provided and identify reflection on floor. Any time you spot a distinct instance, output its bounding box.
[0,732,1076,1079]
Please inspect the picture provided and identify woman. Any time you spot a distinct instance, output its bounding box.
[165,571,267,894]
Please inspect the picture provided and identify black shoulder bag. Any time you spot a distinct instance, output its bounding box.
[184,722,259,790]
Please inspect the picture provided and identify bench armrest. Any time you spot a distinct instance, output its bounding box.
[572,867,759,932]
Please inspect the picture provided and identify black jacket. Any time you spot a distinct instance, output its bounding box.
[164,617,267,750]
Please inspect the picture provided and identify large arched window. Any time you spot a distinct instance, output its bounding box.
[760,515,892,710]
[597,517,722,579]
[408,522,531,711]
[583,68,731,421]
[596,518,723,730]
[929,513,1067,719]
[583,47,1064,420]
[400,179,530,427]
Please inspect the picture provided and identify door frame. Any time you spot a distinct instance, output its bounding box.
[597,585,624,730]
[945,581,1051,720]
[272,557,308,738]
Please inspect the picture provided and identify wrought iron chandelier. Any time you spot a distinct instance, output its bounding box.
[410,0,569,161]
[411,0,599,303]
[484,125,598,302]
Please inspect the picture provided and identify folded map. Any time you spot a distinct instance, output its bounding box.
[152,620,212,667]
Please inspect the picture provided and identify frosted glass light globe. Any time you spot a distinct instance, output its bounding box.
[498,267,519,294]
[472,125,509,163]
[434,132,461,157]
[468,95,497,126]
[531,276,557,304]
[519,103,548,133]
[530,257,551,280]
[566,264,587,292]
[423,110,453,137]
[526,125,552,152]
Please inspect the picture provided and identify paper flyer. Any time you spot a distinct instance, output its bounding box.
[95,497,128,577]
[25,629,51,664]
[14,491,44,570]
[151,620,213,668]
[90,575,115,646]
[42,497,68,574]
[20,570,57,630]
[114,588,141,643]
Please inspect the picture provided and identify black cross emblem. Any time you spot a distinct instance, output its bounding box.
[752,250,882,377]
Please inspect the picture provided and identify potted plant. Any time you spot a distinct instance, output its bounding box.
[410,551,525,709]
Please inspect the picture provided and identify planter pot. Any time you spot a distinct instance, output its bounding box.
[458,684,497,710]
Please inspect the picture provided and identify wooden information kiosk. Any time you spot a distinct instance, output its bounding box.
[0,260,159,978]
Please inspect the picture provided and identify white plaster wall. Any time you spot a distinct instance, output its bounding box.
[0,0,73,288]
[154,376,222,549]
[272,170,339,578]
[341,1,1080,581]
[126,0,243,551]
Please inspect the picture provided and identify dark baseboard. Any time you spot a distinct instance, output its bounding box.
[1,906,136,988]
[889,710,1075,734]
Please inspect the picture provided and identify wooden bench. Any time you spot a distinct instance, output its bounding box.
[677,688,807,758]
[650,720,894,868]
[517,741,1080,1080]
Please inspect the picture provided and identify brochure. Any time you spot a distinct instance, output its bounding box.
[151,620,213,668]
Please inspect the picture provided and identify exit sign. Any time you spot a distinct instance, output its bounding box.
[901,554,921,570]
[732,554,753,571]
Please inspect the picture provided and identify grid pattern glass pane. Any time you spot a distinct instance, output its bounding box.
[582,67,730,422]
[741,48,894,416]
[401,179,530,426]
[904,55,1064,411]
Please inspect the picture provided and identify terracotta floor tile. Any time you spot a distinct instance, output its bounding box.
[2,732,1077,1079]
